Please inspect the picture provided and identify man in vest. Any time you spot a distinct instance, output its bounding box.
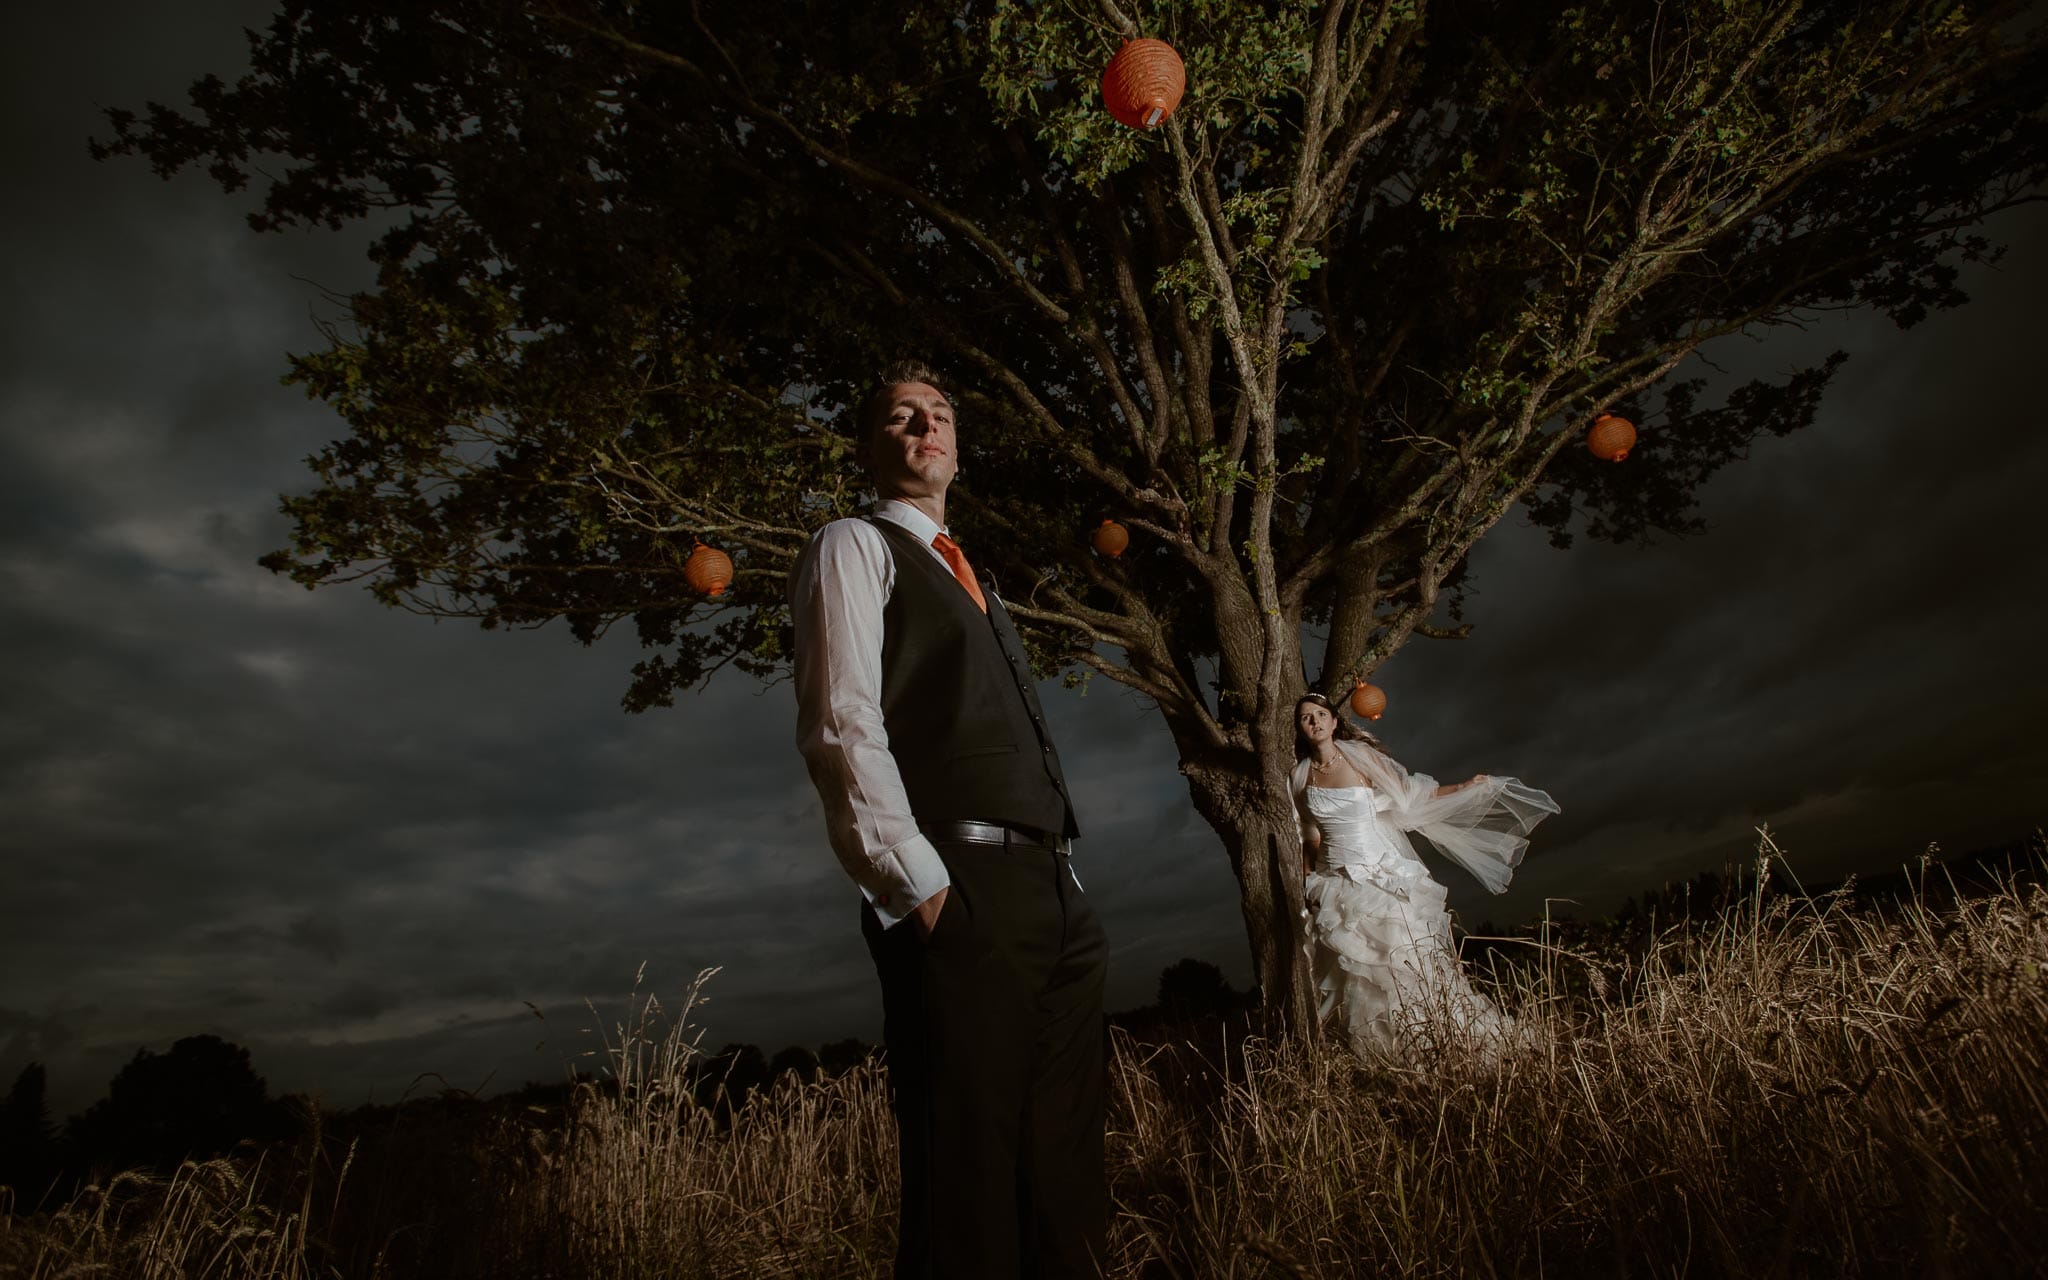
[790,362,1108,1277]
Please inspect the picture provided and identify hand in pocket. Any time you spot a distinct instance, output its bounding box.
[911,886,950,941]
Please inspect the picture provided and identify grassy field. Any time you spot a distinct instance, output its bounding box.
[5,838,2044,1278]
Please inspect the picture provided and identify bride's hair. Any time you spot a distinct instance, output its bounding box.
[1293,692,1386,759]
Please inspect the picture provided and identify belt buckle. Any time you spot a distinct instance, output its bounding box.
[1020,827,1070,856]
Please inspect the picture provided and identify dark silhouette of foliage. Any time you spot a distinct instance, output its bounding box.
[817,1038,877,1077]
[766,1044,820,1086]
[1156,957,1250,1023]
[0,1062,59,1207]
[64,1034,291,1175]
[693,1042,770,1119]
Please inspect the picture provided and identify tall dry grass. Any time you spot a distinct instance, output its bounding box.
[1109,839,2048,1277]
[466,966,900,1277]
[4,840,2042,1278]
[0,1139,343,1279]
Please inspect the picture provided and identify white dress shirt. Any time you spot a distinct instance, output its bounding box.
[789,499,959,928]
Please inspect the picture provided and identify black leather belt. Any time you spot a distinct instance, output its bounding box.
[923,820,1070,854]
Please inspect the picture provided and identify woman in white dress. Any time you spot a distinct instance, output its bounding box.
[1291,693,1559,1059]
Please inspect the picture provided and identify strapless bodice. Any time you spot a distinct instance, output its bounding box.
[1305,785,1416,877]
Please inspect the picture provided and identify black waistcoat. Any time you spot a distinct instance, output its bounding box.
[868,517,1079,839]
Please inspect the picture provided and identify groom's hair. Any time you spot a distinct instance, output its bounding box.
[1293,692,1387,759]
[857,360,953,437]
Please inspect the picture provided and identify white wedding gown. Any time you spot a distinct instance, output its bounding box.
[1302,782,1521,1058]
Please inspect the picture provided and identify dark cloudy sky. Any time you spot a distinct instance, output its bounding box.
[4,3,2044,1118]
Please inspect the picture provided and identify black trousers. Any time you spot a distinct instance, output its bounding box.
[862,834,1109,1279]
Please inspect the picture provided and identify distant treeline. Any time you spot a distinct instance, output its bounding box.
[4,826,2038,1211]
[1463,824,2047,990]
[0,947,1259,1212]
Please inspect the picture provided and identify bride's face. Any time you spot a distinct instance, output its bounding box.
[1297,701,1337,745]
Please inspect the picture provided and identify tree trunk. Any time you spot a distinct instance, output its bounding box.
[1184,766,1317,1038]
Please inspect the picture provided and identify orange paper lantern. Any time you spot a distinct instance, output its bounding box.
[1587,413,1636,462]
[1349,681,1386,721]
[1101,39,1186,130]
[1092,518,1130,558]
[684,541,734,597]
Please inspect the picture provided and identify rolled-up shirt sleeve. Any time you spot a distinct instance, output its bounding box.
[790,519,950,928]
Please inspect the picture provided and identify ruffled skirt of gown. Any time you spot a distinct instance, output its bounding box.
[1302,786,1521,1060]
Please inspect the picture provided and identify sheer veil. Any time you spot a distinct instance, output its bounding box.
[1291,738,1559,893]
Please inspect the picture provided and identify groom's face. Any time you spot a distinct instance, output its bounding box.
[866,381,957,503]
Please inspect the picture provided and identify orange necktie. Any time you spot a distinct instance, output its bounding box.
[931,532,988,613]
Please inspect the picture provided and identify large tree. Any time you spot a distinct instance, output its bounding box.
[66,1035,287,1173]
[98,0,2048,1028]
